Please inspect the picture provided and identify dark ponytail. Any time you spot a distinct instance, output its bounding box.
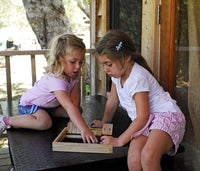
[131,52,154,75]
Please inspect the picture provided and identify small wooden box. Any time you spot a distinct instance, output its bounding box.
[52,122,113,154]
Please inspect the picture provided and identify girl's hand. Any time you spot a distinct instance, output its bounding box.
[91,120,103,128]
[100,136,120,147]
[81,128,98,144]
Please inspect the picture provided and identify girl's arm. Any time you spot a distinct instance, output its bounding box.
[101,91,150,147]
[54,90,98,144]
[91,82,119,127]
[70,82,82,113]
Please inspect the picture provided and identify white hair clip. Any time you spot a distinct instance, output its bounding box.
[116,41,122,51]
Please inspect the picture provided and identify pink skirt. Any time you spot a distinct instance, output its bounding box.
[131,111,186,156]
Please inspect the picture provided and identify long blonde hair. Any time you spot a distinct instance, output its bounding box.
[45,33,86,78]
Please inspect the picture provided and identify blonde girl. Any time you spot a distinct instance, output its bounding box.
[0,33,98,144]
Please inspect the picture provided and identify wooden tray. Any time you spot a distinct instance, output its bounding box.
[52,122,113,154]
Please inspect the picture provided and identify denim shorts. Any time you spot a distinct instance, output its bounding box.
[18,102,60,116]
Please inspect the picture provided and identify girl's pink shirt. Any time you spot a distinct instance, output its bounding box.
[20,74,79,108]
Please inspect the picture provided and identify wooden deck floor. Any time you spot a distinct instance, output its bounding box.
[0,147,12,171]
[0,101,15,171]
[0,101,13,171]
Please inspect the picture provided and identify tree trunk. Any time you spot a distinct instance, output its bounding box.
[22,0,72,49]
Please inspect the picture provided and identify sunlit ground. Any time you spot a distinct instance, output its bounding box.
[0,138,8,148]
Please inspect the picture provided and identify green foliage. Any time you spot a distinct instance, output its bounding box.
[183,0,188,5]
[63,0,89,33]
[0,0,29,29]
[0,56,5,70]
[0,82,28,101]
[0,0,90,101]
[0,138,8,148]
[86,85,90,96]
[84,0,90,3]
[118,0,142,52]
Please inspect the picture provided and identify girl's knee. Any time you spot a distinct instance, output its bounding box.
[141,149,153,165]
[34,111,53,130]
[128,153,142,171]
[38,118,52,130]
[141,148,161,169]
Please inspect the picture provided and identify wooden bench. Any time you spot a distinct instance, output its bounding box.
[7,95,130,171]
[7,95,184,171]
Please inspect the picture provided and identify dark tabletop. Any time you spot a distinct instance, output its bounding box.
[7,95,132,171]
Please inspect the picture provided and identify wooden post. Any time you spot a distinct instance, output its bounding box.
[101,0,109,96]
[157,0,179,95]
[31,55,36,86]
[90,0,96,95]
[168,0,178,97]
[142,0,178,96]
[5,56,12,115]
[142,0,161,79]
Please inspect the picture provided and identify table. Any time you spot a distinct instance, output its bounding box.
[7,95,132,171]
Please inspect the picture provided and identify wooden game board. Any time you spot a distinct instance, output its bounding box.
[52,121,113,154]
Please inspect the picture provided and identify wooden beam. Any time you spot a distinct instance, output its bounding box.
[31,55,36,86]
[168,0,178,97]
[142,0,178,96]
[0,49,94,56]
[90,0,97,95]
[101,0,109,96]
[90,0,109,96]
[141,0,161,79]
[160,0,178,96]
[160,0,171,91]
[5,56,12,115]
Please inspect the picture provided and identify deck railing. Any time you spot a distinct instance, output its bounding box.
[0,49,96,115]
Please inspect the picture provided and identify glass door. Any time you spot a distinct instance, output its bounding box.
[175,0,200,148]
